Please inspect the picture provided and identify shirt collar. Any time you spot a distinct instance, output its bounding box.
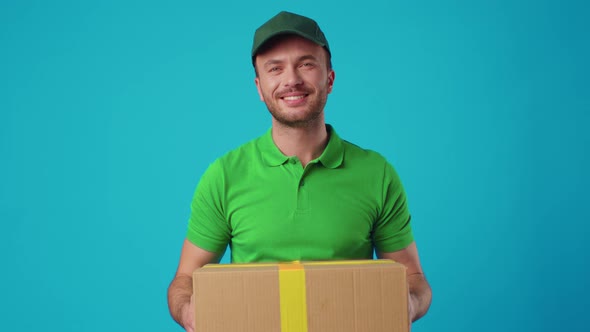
[317,124,344,169]
[258,124,344,169]
[258,127,289,166]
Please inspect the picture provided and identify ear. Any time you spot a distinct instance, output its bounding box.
[254,77,265,101]
[327,69,335,94]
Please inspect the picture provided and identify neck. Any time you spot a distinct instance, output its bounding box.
[271,119,329,167]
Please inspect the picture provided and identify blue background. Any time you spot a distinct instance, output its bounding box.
[1,0,588,331]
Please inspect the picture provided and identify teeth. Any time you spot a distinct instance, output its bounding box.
[283,95,305,101]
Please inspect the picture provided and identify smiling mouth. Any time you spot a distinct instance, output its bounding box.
[282,95,308,101]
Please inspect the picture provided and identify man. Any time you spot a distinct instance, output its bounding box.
[168,11,432,332]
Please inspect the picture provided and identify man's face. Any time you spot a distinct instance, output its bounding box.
[254,35,335,128]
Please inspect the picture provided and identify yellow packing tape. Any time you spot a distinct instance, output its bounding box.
[279,263,308,332]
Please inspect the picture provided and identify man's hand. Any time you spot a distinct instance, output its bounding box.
[168,240,219,331]
[181,295,195,332]
[378,242,432,325]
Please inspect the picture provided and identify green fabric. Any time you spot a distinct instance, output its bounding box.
[187,125,413,263]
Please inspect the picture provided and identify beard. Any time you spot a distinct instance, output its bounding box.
[262,84,329,128]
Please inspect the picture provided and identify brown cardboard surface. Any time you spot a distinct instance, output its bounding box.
[193,260,408,332]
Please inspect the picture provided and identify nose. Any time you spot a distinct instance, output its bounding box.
[283,66,303,88]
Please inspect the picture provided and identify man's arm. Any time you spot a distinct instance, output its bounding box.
[378,241,432,322]
[168,239,220,332]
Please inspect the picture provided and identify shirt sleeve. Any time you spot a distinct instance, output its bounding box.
[372,160,414,253]
[186,159,231,254]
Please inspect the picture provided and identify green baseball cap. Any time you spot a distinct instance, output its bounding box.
[251,11,330,59]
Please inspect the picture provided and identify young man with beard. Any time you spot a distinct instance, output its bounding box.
[167,11,432,332]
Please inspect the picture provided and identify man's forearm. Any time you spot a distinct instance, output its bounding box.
[167,275,192,327]
[408,273,432,322]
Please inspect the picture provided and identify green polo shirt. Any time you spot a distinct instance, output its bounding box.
[187,125,413,263]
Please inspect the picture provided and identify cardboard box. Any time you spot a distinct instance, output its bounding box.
[193,259,408,332]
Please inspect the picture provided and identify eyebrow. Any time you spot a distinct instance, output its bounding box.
[263,59,283,68]
[298,55,319,63]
